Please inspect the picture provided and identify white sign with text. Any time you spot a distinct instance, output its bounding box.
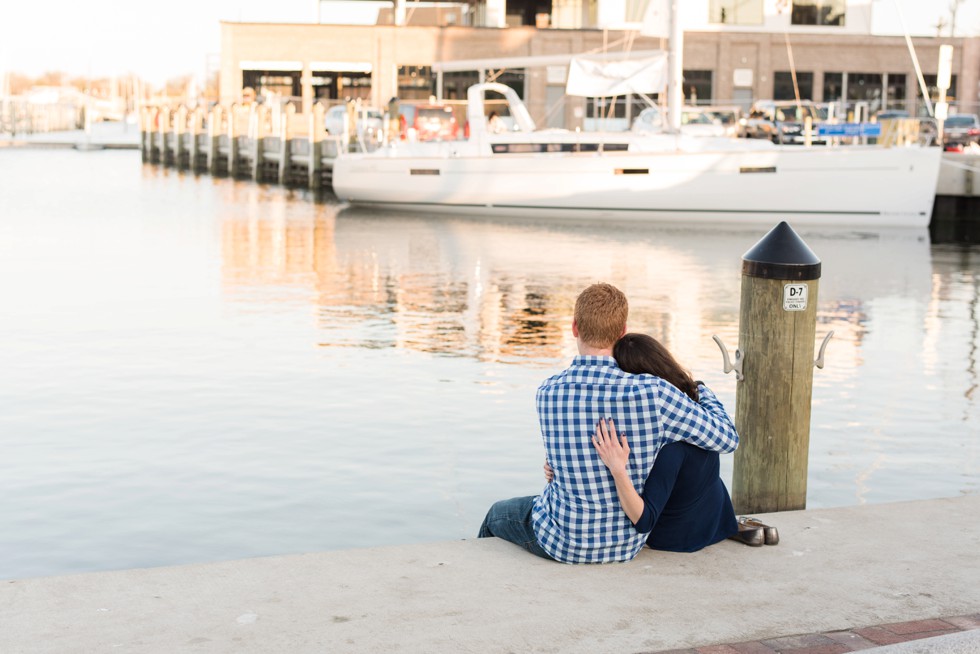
[783,283,808,311]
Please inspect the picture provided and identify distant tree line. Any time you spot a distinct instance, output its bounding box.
[6,71,220,105]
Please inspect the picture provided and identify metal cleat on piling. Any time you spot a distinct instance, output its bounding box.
[712,335,744,382]
[814,330,834,369]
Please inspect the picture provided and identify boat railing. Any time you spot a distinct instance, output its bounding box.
[876,118,937,147]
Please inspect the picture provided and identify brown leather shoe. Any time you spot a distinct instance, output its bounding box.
[739,517,779,545]
[728,523,764,547]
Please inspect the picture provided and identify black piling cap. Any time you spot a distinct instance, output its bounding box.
[742,221,821,280]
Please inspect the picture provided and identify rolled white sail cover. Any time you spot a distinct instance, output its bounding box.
[565,54,667,97]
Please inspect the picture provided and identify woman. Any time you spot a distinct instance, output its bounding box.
[593,333,744,552]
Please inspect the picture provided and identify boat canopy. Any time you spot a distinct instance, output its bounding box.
[565,53,667,97]
[466,82,537,137]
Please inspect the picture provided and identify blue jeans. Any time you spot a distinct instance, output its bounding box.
[477,495,554,560]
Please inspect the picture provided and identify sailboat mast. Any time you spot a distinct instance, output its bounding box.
[667,0,683,131]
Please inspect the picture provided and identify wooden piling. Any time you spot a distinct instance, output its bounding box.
[227,104,240,177]
[278,105,295,185]
[731,222,822,515]
[207,105,221,175]
[158,106,171,165]
[139,108,149,162]
[174,106,188,169]
[309,103,325,190]
[189,107,204,172]
[250,105,263,181]
[151,108,162,163]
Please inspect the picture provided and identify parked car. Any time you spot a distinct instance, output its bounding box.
[741,100,829,144]
[942,113,980,148]
[875,109,909,120]
[630,106,728,137]
[697,106,742,138]
[324,104,384,142]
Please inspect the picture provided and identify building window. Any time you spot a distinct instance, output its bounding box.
[442,71,480,100]
[398,66,433,101]
[791,0,845,26]
[923,74,958,102]
[886,74,907,110]
[709,0,763,25]
[506,0,554,26]
[489,69,527,100]
[683,70,713,105]
[308,70,371,101]
[773,72,814,101]
[823,72,843,102]
[551,0,597,28]
[242,71,301,101]
[847,73,883,110]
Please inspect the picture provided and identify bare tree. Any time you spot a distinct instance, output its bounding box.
[948,0,964,36]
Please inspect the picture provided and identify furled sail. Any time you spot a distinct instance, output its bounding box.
[565,53,668,97]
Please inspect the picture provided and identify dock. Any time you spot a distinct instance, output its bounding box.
[3,495,979,653]
[0,120,140,150]
[933,152,980,241]
[138,103,350,189]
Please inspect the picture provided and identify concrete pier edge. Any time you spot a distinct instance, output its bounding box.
[3,494,979,653]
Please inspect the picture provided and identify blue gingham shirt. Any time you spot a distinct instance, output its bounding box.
[531,355,739,563]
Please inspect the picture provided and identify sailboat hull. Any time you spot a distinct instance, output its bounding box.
[332,144,941,228]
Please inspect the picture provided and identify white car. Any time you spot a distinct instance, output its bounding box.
[631,106,728,137]
[324,104,384,141]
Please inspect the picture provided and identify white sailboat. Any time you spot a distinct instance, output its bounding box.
[331,14,941,227]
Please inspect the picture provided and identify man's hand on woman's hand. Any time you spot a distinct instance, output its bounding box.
[592,418,630,473]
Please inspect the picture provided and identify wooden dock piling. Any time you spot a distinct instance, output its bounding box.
[206,105,221,175]
[140,102,350,191]
[731,222,824,515]
[309,103,325,190]
[174,105,187,168]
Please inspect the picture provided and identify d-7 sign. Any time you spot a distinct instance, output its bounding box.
[783,283,808,311]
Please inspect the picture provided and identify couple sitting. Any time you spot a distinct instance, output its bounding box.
[478,282,741,563]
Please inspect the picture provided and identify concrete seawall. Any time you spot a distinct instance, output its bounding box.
[3,495,979,653]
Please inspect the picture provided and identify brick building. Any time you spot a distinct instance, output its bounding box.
[218,0,979,126]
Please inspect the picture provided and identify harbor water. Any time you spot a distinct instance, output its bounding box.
[1,149,978,580]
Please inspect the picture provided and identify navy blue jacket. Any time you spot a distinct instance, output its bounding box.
[634,441,738,552]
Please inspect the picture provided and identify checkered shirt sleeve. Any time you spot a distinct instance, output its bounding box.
[531,356,738,564]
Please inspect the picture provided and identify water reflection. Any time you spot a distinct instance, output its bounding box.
[218,202,940,383]
[217,202,980,512]
[927,245,980,409]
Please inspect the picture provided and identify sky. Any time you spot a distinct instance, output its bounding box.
[2,0,979,85]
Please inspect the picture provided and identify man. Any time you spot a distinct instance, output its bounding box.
[478,282,739,563]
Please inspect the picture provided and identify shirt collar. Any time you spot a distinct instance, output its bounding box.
[570,354,619,369]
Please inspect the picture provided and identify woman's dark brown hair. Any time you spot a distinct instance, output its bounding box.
[613,333,699,402]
